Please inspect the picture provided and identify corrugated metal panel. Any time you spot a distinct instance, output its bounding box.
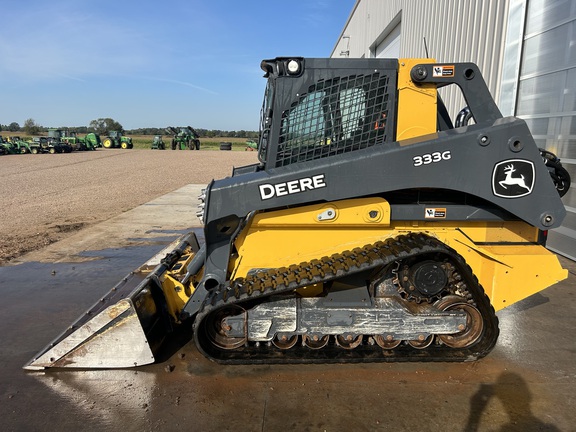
[334,0,576,259]
[332,0,510,118]
[515,0,576,259]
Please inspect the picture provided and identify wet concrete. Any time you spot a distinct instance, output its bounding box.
[1,185,575,431]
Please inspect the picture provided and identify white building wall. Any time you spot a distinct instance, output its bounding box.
[516,0,576,259]
[332,0,510,118]
[333,0,576,260]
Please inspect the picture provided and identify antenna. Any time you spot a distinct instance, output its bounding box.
[423,37,430,58]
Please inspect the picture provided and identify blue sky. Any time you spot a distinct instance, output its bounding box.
[0,0,355,131]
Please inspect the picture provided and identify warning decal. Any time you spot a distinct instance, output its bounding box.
[425,208,447,219]
[432,65,455,78]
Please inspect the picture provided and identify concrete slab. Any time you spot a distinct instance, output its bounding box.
[11,183,205,264]
[1,184,575,431]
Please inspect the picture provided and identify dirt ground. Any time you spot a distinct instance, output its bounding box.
[0,149,258,264]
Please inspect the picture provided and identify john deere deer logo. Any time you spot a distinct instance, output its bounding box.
[499,164,531,191]
[492,160,535,198]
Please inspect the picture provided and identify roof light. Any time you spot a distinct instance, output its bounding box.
[287,60,300,75]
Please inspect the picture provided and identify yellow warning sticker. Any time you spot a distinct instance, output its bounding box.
[425,208,447,219]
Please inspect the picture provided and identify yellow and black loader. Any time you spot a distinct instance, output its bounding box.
[25,57,570,369]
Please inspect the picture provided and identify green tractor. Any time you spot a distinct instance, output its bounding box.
[166,126,200,150]
[58,130,101,151]
[151,135,165,150]
[102,131,133,149]
[7,136,32,154]
[46,130,73,153]
[0,135,17,155]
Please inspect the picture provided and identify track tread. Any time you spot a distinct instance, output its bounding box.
[194,233,499,364]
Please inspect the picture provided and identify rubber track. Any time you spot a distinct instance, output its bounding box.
[193,233,500,364]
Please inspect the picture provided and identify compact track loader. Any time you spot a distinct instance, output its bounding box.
[25,57,570,370]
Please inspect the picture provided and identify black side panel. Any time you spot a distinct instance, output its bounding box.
[208,117,565,232]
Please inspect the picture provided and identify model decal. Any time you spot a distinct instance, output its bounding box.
[413,150,451,167]
[492,160,535,198]
[259,174,326,200]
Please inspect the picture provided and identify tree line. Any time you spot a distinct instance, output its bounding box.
[0,118,258,139]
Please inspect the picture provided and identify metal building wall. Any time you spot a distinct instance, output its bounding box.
[332,0,510,119]
[334,0,576,259]
[515,0,576,259]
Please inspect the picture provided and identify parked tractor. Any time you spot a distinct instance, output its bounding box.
[0,135,16,155]
[166,126,200,150]
[58,130,100,151]
[46,130,73,152]
[102,131,133,149]
[7,136,32,154]
[151,135,165,150]
[1,136,31,154]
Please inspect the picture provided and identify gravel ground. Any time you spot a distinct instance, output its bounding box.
[0,149,258,263]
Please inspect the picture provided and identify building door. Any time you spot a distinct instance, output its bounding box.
[374,22,401,58]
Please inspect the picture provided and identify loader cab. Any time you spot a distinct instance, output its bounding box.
[258,57,397,169]
[257,58,508,172]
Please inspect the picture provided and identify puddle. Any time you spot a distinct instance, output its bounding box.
[0,241,180,430]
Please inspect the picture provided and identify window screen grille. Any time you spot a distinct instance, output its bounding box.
[275,73,392,167]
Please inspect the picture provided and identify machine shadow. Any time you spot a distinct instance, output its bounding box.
[154,322,195,363]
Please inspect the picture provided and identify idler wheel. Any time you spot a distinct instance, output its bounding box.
[435,295,484,348]
[204,306,246,350]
